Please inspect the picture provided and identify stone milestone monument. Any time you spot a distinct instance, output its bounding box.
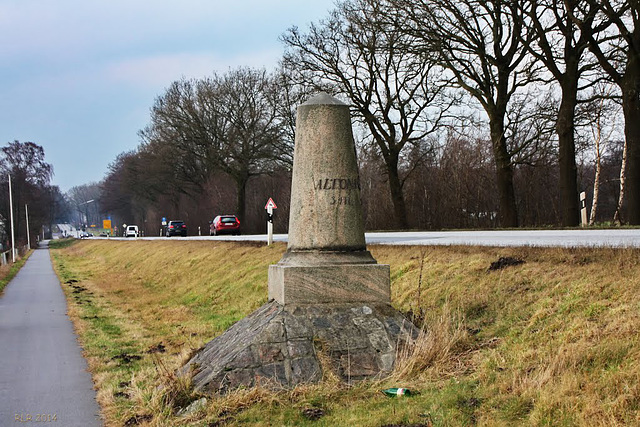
[183,93,417,393]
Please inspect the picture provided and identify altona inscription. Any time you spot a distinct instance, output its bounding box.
[314,177,360,206]
[313,178,361,191]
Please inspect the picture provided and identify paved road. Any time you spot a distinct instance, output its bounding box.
[364,229,640,247]
[100,229,640,248]
[56,223,77,238]
[0,242,101,426]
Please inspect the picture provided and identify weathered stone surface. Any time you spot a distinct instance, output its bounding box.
[380,352,395,372]
[268,263,390,305]
[313,321,369,352]
[255,362,287,386]
[267,92,391,306]
[222,369,254,391]
[256,343,286,363]
[290,357,322,385]
[227,346,254,369]
[177,397,208,417]
[287,339,314,358]
[182,301,419,393]
[259,320,285,343]
[340,351,379,378]
[282,313,311,339]
[286,94,367,252]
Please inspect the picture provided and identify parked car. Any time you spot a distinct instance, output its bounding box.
[166,220,187,237]
[125,225,139,238]
[210,215,241,236]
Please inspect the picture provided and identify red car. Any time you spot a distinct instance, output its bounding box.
[210,215,241,236]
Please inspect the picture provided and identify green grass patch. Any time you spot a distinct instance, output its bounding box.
[48,237,78,249]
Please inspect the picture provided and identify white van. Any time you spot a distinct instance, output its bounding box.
[125,225,139,238]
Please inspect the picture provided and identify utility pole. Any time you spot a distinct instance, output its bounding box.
[8,174,15,262]
[25,204,30,250]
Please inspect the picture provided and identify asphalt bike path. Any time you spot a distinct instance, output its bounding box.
[0,242,101,426]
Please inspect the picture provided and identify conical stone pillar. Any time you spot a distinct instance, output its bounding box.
[182,94,417,394]
[268,93,390,305]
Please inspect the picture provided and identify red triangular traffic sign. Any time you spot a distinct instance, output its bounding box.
[265,198,277,209]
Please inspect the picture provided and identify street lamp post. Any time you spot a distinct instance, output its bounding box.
[77,199,95,234]
[8,174,15,262]
[25,204,30,250]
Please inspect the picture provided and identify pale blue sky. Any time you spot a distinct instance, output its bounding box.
[0,0,336,191]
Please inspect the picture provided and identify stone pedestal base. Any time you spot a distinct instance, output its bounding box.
[268,264,390,305]
[181,302,418,394]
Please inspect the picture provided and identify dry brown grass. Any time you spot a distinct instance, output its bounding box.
[52,240,291,425]
[51,240,640,425]
[393,302,469,379]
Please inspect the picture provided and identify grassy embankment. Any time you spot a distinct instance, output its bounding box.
[49,239,640,426]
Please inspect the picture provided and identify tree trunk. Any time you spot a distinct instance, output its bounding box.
[557,83,580,227]
[589,145,602,225]
[614,139,627,225]
[386,154,409,229]
[490,119,518,227]
[235,174,249,224]
[590,143,601,225]
[621,56,640,224]
[589,93,608,226]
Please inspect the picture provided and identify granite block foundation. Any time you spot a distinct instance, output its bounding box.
[184,302,417,393]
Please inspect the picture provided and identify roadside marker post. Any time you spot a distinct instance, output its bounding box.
[580,191,588,227]
[265,198,277,246]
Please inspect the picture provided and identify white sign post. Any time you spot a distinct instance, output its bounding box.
[265,198,277,246]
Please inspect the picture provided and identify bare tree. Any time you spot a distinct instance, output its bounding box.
[202,68,291,222]
[139,68,290,223]
[580,84,621,224]
[273,67,317,168]
[393,0,541,227]
[282,0,455,229]
[67,183,102,228]
[139,78,216,197]
[0,141,55,246]
[523,0,606,226]
[571,0,640,224]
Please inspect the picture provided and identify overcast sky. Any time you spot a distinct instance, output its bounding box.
[0,0,335,192]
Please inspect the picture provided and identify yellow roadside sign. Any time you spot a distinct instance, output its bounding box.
[103,219,112,229]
